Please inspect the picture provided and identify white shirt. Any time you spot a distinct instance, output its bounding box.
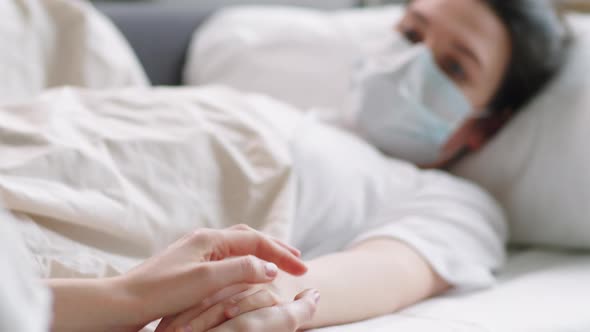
[290,114,508,291]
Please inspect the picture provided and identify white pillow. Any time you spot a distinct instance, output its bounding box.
[0,0,148,105]
[452,14,590,249]
[184,5,403,113]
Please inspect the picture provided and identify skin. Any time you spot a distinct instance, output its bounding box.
[46,225,316,332]
[397,0,512,166]
[159,1,513,331]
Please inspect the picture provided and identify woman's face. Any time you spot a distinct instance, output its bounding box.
[396,0,511,166]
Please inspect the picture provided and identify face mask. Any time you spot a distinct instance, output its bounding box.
[351,33,472,165]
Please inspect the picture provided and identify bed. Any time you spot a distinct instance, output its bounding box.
[93,4,590,331]
[2,2,587,331]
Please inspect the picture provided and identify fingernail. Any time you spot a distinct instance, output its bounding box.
[227,305,240,317]
[313,291,321,304]
[265,262,278,278]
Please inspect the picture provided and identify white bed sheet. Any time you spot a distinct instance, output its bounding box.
[314,249,590,332]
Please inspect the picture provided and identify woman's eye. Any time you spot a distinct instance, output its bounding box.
[443,59,468,82]
[402,28,422,44]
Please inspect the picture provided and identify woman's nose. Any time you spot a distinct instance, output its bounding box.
[422,34,446,67]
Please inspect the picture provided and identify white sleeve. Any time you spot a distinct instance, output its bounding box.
[349,169,508,292]
[0,208,52,332]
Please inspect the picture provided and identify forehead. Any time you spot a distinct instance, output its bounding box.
[409,0,507,42]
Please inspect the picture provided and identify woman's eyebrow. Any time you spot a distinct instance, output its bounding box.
[453,42,482,68]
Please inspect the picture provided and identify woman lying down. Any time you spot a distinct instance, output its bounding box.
[0,0,568,331]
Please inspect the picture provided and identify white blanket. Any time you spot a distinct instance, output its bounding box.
[0,209,51,332]
[0,86,303,278]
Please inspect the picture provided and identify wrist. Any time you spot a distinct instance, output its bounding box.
[47,277,141,332]
[107,276,147,327]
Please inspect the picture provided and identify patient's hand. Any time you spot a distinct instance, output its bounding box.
[155,272,310,332]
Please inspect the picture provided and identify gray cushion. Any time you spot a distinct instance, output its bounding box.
[95,2,213,86]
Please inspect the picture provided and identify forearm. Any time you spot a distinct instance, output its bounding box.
[280,239,450,329]
[46,277,139,332]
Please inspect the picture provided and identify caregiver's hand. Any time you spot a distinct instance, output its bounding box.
[48,225,307,332]
[122,225,307,322]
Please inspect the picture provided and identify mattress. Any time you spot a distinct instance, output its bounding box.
[314,249,590,332]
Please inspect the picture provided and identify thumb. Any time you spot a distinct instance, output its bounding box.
[284,289,320,329]
[202,256,279,293]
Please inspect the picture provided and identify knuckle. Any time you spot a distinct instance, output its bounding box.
[239,255,258,280]
[190,229,209,243]
[195,263,214,281]
[232,224,251,231]
[279,306,299,330]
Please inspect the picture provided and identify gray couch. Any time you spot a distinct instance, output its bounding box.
[95,3,214,86]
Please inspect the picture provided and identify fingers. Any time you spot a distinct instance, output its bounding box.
[284,289,321,329]
[223,288,281,319]
[214,226,307,276]
[199,284,251,310]
[229,225,301,258]
[269,236,302,258]
[208,289,320,332]
[202,256,280,293]
[156,285,251,332]
[161,288,279,332]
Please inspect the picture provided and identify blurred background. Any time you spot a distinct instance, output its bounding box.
[88,0,590,12]
[89,0,405,10]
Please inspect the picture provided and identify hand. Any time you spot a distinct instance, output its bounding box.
[210,289,320,332]
[154,270,304,332]
[156,288,320,332]
[113,225,307,330]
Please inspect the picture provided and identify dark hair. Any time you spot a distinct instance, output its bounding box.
[482,0,571,113]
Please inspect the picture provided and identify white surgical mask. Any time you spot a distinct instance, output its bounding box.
[351,33,472,165]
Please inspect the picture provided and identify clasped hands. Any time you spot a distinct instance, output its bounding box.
[113,225,317,332]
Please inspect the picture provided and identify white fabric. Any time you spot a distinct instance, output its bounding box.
[291,114,507,290]
[0,86,301,279]
[452,14,590,249]
[0,86,504,294]
[0,0,148,105]
[0,208,52,332]
[184,5,403,114]
[313,249,590,332]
